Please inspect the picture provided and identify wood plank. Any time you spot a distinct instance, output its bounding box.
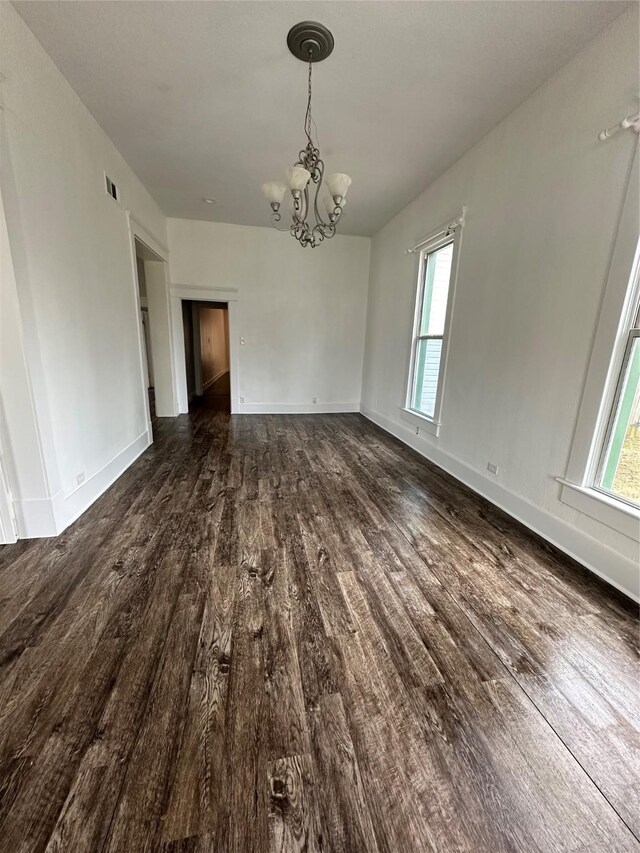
[0,411,636,852]
[307,693,380,853]
[267,753,323,853]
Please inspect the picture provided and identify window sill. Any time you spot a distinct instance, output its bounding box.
[399,407,441,437]
[557,478,640,540]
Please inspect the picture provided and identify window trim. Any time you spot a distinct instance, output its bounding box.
[403,216,464,434]
[559,143,640,538]
[594,321,640,507]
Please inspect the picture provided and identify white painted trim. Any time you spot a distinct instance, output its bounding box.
[171,295,189,413]
[129,215,176,419]
[192,302,203,396]
[399,407,441,437]
[0,444,17,544]
[361,405,639,602]
[558,479,640,540]
[148,260,179,417]
[404,214,464,432]
[12,494,58,539]
[127,214,158,435]
[170,284,238,301]
[54,430,151,531]
[13,430,151,538]
[406,209,466,255]
[564,144,639,487]
[127,213,169,259]
[170,286,240,414]
[238,402,360,415]
[1,183,62,503]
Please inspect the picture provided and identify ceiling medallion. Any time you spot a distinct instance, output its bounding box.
[262,22,352,248]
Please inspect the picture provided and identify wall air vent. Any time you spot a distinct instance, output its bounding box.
[105,174,119,203]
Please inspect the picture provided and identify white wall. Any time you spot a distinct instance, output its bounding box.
[361,7,640,599]
[199,307,229,387]
[167,219,371,414]
[0,184,54,537]
[1,2,166,535]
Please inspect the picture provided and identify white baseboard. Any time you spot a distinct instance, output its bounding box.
[202,368,229,390]
[12,494,59,539]
[237,402,360,415]
[14,430,151,539]
[361,406,639,602]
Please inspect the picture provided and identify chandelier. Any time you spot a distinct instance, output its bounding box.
[262,22,352,248]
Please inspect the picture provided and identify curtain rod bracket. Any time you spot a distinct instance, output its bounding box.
[406,209,466,255]
[599,110,640,141]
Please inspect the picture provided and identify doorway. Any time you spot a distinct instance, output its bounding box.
[132,235,176,420]
[135,251,155,415]
[181,300,231,412]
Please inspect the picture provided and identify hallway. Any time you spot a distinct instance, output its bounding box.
[0,411,637,852]
[191,370,231,413]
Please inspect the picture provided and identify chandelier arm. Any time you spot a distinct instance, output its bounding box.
[312,160,329,229]
[292,189,304,225]
[311,224,326,244]
[271,210,290,232]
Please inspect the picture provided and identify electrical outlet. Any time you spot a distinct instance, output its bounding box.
[487,462,499,475]
[76,471,85,486]
[415,426,420,435]
[240,337,246,345]
[240,396,245,404]
[312,396,318,404]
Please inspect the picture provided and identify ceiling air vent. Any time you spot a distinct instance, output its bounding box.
[105,174,119,203]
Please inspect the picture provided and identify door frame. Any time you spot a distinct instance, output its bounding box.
[169,285,240,414]
[127,214,176,430]
[0,436,17,544]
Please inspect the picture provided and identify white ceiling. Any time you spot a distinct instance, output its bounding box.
[14,1,630,236]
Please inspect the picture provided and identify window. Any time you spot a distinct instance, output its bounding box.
[559,145,639,539]
[405,220,461,432]
[595,288,640,508]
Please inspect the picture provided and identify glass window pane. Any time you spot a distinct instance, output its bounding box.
[598,336,640,507]
[412,338,443,418]
[420,242,454,337]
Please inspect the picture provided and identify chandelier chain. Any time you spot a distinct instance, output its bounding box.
[304,56,313,145]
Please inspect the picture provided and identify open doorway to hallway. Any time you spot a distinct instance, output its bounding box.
[181,301,230,412]
[135,249,155,417]
[133,235,174,422]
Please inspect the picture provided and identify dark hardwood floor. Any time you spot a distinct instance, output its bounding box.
[0,410,638,852]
